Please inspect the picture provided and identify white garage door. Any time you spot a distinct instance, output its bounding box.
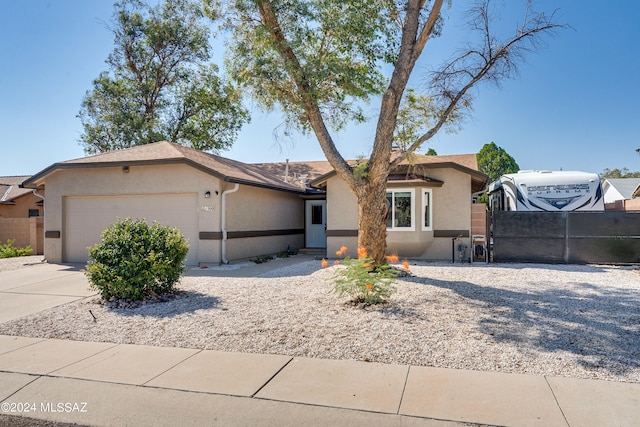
[63,194,199,264]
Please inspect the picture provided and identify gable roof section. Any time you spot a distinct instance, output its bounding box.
[22,141,306,194]
[0,176,33,203]
[309,153,488,193]
[602,178,640,200]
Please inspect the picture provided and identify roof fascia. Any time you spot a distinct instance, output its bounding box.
[223,177,306,194]
[310,161,488,186]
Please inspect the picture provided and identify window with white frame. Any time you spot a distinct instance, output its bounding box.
[422,188,433,230]
[386,189,415,230]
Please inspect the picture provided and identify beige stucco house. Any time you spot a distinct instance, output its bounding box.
[22,141,487,264]
[22,142,318,265]
[0,176,44,254]
[309,154,488,260]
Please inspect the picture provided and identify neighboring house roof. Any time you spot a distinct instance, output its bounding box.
[309,153,488,193]
[22,141,307,194]
[602,178,640,202]
[0,176,33,204]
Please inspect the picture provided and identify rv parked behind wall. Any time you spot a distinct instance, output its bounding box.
[488,170,604,212]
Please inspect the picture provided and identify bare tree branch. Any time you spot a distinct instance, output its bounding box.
[391,0,566,167]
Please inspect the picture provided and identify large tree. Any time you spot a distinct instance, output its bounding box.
[214,0,563,264]
[477,141,520,180]
[78,0,249,154]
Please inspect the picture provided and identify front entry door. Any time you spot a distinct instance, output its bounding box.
[305,200,327,248]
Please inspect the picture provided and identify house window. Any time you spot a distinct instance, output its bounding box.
[422,189,433,231]
[28,209,39,218]
[311,204,323,225]
[386,189,414,230]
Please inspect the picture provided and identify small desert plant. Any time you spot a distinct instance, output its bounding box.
[0,239,33,258]
[325,246,405,305]
[253,254,274,264]
[85,218,189,301]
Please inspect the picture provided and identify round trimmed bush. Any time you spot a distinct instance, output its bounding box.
[85,218,189,301]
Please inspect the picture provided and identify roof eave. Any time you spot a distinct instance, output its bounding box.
[224,177,307,194]
[23,157,306,195]
[310,162,489,187]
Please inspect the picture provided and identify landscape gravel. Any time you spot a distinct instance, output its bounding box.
[1,255,639,383]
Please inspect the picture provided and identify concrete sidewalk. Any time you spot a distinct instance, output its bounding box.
[1,335,639,427]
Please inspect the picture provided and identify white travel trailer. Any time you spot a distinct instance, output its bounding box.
[488,170,604,212]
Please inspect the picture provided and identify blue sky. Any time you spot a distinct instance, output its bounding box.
[1,1,639,177]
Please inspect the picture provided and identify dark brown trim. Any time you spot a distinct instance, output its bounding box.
[434,230,470,238]
[326,229,358,237]
[386,180,444,187]
[199,231,222,240]
[227,229,304,239]
[45,230,61,239]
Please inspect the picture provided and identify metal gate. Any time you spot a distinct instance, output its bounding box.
[492,211,640,264]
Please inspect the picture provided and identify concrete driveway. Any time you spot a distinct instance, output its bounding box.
[0,263,96,323]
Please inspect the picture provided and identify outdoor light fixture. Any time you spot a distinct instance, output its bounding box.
[122,166,130,173]
[204,191,211,198]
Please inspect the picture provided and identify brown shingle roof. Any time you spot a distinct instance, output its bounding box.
[256,154,481,183]
[397,153,480,171]
[22,142,486,194]
[252,160,335,187]
[309,152,486,191]
[0,176,33,203]
[23,141,306,193]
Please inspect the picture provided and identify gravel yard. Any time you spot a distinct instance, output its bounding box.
[1,255,639,383]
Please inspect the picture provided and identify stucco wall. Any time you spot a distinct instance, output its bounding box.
[0,217,43,254]
[40,163,303,264]
[325,168,474,260]
[223,184,305,261]
[42,164,221,263]
[0,192,44,218]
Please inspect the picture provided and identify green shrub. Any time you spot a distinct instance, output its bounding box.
[253,254,274,264]
[0,240,33,258]
[327,246,400,305]
[85,218,189,301]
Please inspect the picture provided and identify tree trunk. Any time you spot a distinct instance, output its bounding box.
[356,180,389,265]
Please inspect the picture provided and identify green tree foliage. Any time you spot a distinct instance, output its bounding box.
[600,168,640,179]
[211,0,563,263]
[78,0,249,154]
[425,148,438,156]
[85,218,189,301]
[477,141,520,180]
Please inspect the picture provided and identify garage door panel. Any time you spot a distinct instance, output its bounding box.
[63,194,198,264]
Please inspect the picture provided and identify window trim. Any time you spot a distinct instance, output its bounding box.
[422,188,433,231]
[386,188,415,231]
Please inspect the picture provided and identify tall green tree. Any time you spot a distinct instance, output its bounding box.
[78,0,249,154]
[477,142,520,180]
[213,0,563,264]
